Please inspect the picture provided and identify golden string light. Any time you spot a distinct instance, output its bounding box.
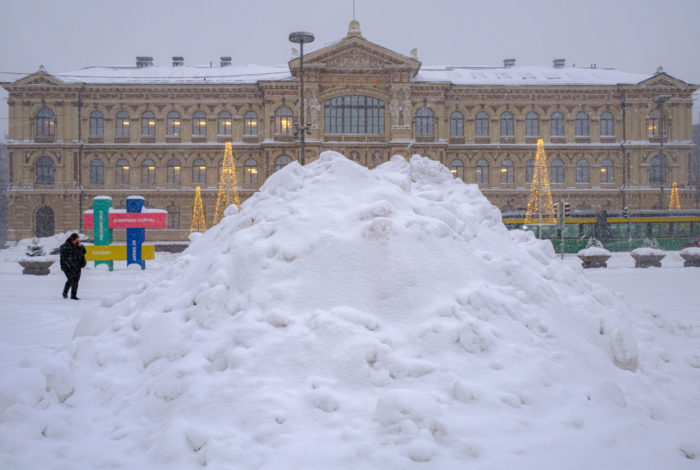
[190,186,206,234]
[213,142,241,225]
[525,139,557,224]
[669,182,681,210]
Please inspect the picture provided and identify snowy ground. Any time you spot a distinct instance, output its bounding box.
[0,153,699,469]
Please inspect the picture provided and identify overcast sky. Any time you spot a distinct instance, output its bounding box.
[1,0,699,139]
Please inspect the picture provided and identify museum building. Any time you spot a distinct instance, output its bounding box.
[1,20,697,241]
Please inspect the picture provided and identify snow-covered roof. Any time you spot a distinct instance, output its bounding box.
[51,64,293,85]
[414,65,653,86]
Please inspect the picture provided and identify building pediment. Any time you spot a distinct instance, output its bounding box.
[12,71,66,87]
[637,72,694,90]
[289,30,421,77]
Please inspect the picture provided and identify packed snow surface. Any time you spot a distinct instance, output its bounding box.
[1,152,699,469]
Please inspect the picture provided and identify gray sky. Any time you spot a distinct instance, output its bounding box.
[1,0,699,139]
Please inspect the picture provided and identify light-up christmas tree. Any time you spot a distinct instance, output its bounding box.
[213,142,241,225]
[525,139,557,225]
[669,182,681,210]
[190,186,207,234]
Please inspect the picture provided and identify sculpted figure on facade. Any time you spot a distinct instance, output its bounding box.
[401,91,412,128]
[389,91,400,128]
[308,89,321,128]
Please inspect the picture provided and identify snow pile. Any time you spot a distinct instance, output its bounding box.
[1,152,699,469]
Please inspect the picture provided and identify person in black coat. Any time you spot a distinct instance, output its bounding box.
[60,233,86,300]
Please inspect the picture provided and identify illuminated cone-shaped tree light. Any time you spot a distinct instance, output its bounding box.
[525,139,557,225]
[190,186,207,234]
[669,182,681,210]
[213,142,241,225]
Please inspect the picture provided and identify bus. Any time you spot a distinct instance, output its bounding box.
[502,209,700,253]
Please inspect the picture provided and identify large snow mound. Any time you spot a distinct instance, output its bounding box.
[1,152,699,469]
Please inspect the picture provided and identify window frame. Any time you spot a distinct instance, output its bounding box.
[243,111,257,136]
[244,158,259,185]
[575,112,589,137]
[36,107,55,138]
[324,96,385,135]
[525,112,539,137]
[475,112,489,137]
[450,159,464,179]
[450,112,464,138]
[116,159,130,185]
[576,159,590,184]
[167,158,181,184]
[89,111,104,137]
[90,158,104,185]
[275,155,292,171]
[192,111,207,137]
[192,159,207,185]
[475,159,489,185]
[167,111,181,137]
[550,112,564,137]
[141,111,156,137]
[551,159,565,184]
[500,112,514,137]
[500,159,514,184]
[35,156,54,185]
[115,111,130,138]
[141,158,156,185]
[600,159,614,183]
[415,107,434,137]
[276,107,293,136]
[600,112,614,137]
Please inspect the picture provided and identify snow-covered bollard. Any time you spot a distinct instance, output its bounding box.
[18,237,55,275]
[631,247,665,268]
[679,247,700,267]
[577,238,611,269]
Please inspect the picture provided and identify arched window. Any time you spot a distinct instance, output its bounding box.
[193,111,207,137]
[116,159,130,185]
[141,111,155,137]
[36,107,55,138]
[450,112,464,137]
[500,112,514,137]
[551,159,564,184]
[576,159,590,183]
[647,109,661,137]
[276,107,293,135]
[167,158,181,184]
[600,159,614,183]
[218,111,232,136]
[450,159,464,179]
[649,155,665,183]
[475,159,489,185]
[115,111,130,138]
[275,155,292,172]
[167,111,181,137]
[141,158,155,184]
[550,112,564,137]
[89,111,104,137]
[244,158,258,185]
[575,112,589,136]
[166,205,180,229]
[415,107,434,137]
[525,112,539,137]
[192,159,207,185]
[475,112,489,137]
[35,156,54,184]
[600,112,614,137]
[90,158,104,185]
[243,111,258,136]
[500,159,514,184]
[526,159,534,184]
[35,206,55,238]
[324,96,384,135]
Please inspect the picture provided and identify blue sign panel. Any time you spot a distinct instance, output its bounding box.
[126,196,146,269]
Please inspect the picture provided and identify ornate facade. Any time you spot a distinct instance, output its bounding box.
[2,21,697,242]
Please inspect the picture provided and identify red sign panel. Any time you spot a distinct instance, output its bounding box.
[109,212,167,229]
[84,212,94,229]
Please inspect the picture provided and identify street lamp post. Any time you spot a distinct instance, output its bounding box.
[289,31,315,166]
[654,94,672,208]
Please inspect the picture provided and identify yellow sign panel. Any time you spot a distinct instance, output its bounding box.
[86,245,155,261]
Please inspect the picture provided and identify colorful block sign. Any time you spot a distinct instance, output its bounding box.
[84,196,166,270]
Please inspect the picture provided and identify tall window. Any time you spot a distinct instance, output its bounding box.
[90,158,104,184]
[475,159,489,185]
[526,159,534,184]
[166,205,180,229]
[575,112,589,136]
[244,111,258,136]
[141,111,155,137]
[192,159,207,185]
[600,159,614,183]
[649,155,664,183]
[450,112,464,137]
[600,112,614,137]
[218,111,232,136]
[500,159,514,184]
[244,158,258,185]
[35,156,54,184]
[116,159,130,185]
[450,159,464,179]
[415,107,434,137]
[36,108,55,138]
[275,155,292,171]
[167,158,181,184]
[193,111,207,137]
[500,112,514,137]
[475,112,489,137]
[647,110,660,137]
[324,96,385,135]
[551,159,564,184]
[167,111,181,137]
[115,111,130,138]
[525,112,539,137]
[576,159,590,183]
[275,107,292,135]
[141,158,155,184]
[89,111,104,137]
[550,112,564,137]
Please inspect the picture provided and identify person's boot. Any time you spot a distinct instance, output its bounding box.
[71,296,80,300]
[62,290,68,299]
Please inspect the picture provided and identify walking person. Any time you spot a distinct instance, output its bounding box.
[60,233,86,300]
